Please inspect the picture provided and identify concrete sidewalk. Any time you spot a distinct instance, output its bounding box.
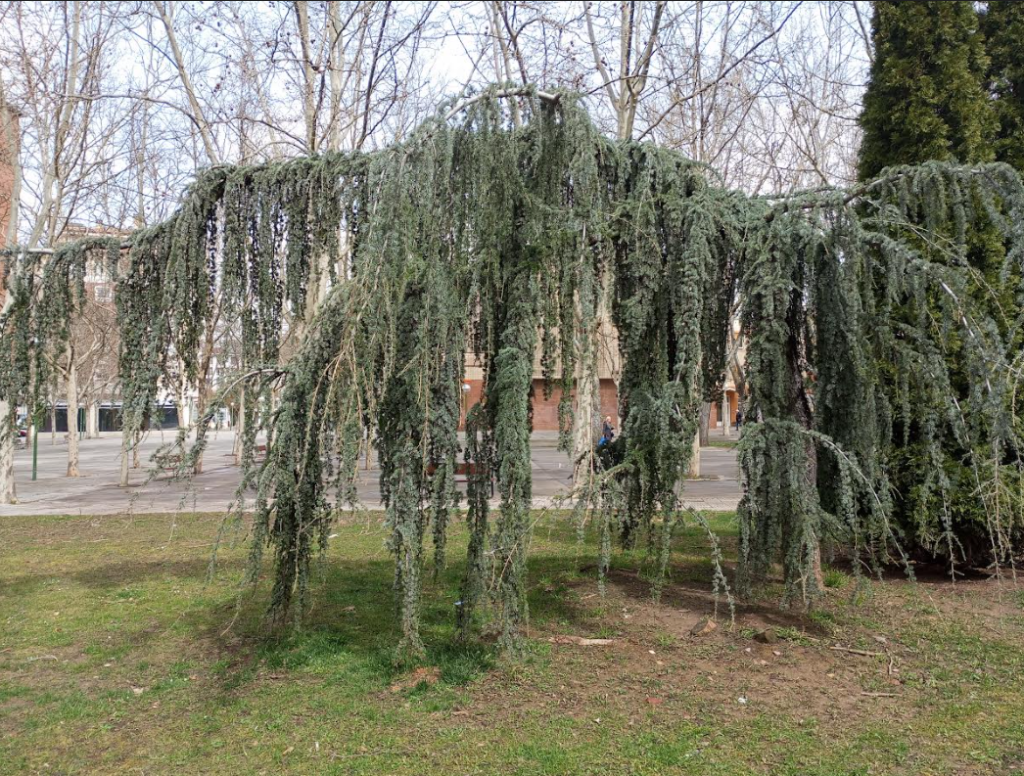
[1,430,741,516]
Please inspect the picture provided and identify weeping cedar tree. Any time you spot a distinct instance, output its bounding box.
[2,87,1023,655]
[858,1,1024,566]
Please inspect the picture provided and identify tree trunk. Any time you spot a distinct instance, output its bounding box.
[688,428,701,478]
[120,432,130,486]
[327,0,346,152]
[571,368,598,493]
[0,402,15,504]
[722,393,731,434]
[699,401,712,446]
[571,282,599,495]
[177,373,191,431]
[154,0,221,165]
[66,346,80,477]
[193,377,209,474]
[26,0,83,247]
[234,387,245,466]
[86,402,98,438]
[294,0,318,153]
[1,94,22,503]
[786,288,823,594]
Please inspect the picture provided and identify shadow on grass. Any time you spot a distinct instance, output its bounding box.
[188,555,503,696]
[0,511,760,703]
[185,538,642,698]
[606,565,826,632]
[0,556,249,598]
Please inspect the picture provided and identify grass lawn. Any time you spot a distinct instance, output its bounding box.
[2,510,1023,775]
[704,438,739,449]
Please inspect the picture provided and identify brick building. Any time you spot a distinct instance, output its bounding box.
[0,103,19,253]
[462,314,742,432]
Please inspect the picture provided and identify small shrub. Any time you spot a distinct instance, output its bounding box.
[809,609,838,636]
[823,566,850,589]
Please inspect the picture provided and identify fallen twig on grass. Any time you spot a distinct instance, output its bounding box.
[830,646,882,657]
[549,635,615,646]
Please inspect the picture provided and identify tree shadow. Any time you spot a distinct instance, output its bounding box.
[184,556,500,696]
[604,565,824,632]
[0,556,247,598]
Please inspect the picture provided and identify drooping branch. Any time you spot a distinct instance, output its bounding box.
[2,85,1022,655]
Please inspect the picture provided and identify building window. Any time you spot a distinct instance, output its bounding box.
[94,284,113,303]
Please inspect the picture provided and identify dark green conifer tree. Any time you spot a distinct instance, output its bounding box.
[859,1,996,180]
[857,1,1017,567]
[982,1,1024,171]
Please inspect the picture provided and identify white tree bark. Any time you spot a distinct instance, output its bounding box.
[176,365,191,429]
[571,233,600,498]
[327,1,346,153]
[0,273,14,505]
[66,345,80,477]
[87,402,99,438]
[571,355,598,495]
[688,428,701,478]
[153,0,221,165]
[293,0,318,154]
[1,71,22,504]
[234,386,245,466]
[0,403,14,503]
[120,432,129,486]
[585,0,666,141]
[27,0,83,247]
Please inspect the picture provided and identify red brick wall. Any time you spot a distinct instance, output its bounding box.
[0,107,18,249]
[460,378,619,431]
[0,106,18,310]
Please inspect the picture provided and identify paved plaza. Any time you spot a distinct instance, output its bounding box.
[1,430,741,516]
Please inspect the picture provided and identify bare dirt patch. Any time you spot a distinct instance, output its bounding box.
[501,564,1021,749]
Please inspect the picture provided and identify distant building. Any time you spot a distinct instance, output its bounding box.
[0,103,20,317]
[0,103,17,248]
[463,314,742,432]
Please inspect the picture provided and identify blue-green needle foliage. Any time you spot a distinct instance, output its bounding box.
[2,87,1023,653]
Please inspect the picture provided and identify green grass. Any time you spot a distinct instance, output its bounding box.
[822,565,851,589]
[1,511,1023,775]
[704,438,739,449]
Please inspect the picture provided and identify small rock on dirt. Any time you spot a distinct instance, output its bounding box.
[690,617,717,637]
[754,629,779,644]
